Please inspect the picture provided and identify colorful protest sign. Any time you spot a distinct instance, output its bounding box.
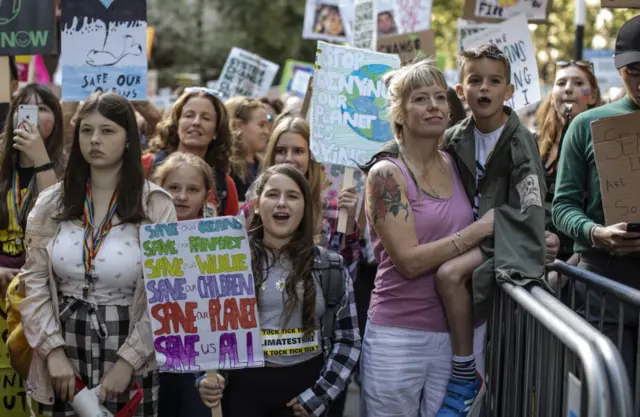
[462,14,541,111]
[395,0,433,32]
[463,0,552,23]
[0,0,56,55]
[321,163,366,216]
[61,0,148,101]
[457,19,493,52]
[601,0,640,7]
[303,0,351,43]
[352,0,377,50]
[591,112,640,225]
[377,29,435,65]
[280,60,315,97]
[311,42,400,167]
[217,48,279,101]
[0,368,45,417]
[140,217,264,372]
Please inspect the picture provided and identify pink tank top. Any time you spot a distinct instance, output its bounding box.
[367,152,474,332]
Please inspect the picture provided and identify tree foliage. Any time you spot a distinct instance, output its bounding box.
[147,0,639,86]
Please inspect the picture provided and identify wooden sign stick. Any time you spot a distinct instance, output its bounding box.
[336,167,356,233]
[206,371,223,417]
[300,76,313,119]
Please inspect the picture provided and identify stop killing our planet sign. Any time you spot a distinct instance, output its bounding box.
[310,41,401,168]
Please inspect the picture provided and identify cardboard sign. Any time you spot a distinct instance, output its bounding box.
[280,60,315,97]
[147,27,155,61]
[310,41,401,167]
[0,0,57,55]
[321,163,366,217]
[140,217,264,372]
[377,29,435,65]
[394,0,433,32]
[61,0,148,101]
[601,0,640,7]
[303,0,352,43]
[217,47,279,101]
[591,112,640,225]
[463,0,552,23]
[352,0,377,50]
[457,19,494,52]
[462,14,541,111]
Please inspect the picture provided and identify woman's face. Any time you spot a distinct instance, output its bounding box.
[178,97,218,150]
[273,132,310,176]
[403,84,449,138]
[325,10,343,35]
[552,65,596,119]
[241,107,270,154]
[164,164,208,221]
[78,110,127,169]
[18,93,55,139]
[258,173,305,249]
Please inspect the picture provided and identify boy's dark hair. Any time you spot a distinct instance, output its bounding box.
[8,56,18,82]
[459,44,511,84]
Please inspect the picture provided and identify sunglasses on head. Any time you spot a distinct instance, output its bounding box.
[556,60,594,72]
[184,87,221,97]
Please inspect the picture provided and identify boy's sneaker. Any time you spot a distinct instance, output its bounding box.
[435,372,485,416]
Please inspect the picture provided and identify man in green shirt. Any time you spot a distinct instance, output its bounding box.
[552,14,640,386]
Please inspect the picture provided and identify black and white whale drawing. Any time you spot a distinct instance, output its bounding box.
[86,34,142,67]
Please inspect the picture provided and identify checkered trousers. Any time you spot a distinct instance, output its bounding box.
[40,297,158,417]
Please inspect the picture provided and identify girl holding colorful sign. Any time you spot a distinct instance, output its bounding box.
[19,92,177,417]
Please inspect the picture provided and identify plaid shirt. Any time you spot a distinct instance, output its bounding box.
[240,197,361,279]
[298,267,361,416]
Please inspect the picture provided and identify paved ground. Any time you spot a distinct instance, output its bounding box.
[343,384,361,417]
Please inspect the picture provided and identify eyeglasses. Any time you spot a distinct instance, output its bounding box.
[556,60,594,72]
[184,87,221,97]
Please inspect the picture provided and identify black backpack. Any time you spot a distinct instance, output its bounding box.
[151,150,228,214]
[312,246,346,353]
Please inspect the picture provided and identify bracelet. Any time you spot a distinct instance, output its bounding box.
[34,162,54,173]
[455,231,471,252]
[450,235,462,255]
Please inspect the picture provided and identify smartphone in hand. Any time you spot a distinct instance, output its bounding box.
[16,104,38,132]
[626,223,640,233]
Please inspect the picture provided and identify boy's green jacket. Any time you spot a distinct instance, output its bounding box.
[444,107,547,320]
[365,107,547,321]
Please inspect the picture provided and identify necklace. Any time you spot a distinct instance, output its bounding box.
[401,153,446,198]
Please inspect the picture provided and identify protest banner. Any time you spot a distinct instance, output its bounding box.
[0,368,45,417]
[601,0,640,7]
[15,56,51,87]
[280,59,315,97]
[352,0,377,50]
[584,49,623,92]
[321,163,366,217]
[591,112,640,225]
[377,29,435,65]
[0,0,56,55]
[0,300,8,369]
[394,0,433,32]
[457,19,494,52]
[462,14,541,111]
[61,0,148,101]
[303,0,351,43]
[141,217,264,372]
[463,0,552,23]
[217,48,279,101]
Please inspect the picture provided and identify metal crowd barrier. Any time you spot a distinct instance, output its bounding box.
[482,281,612,417]
[548,260,640,416]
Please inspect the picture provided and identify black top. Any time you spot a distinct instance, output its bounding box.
[232,160,260,202]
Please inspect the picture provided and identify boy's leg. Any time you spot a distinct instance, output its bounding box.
[435,247,486,377]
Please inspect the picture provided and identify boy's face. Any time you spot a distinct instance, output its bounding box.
[456,58,514,120]
[619,63,640,107]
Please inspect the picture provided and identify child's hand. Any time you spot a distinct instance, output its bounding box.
[545,231,560,264]
[199,373,225,408]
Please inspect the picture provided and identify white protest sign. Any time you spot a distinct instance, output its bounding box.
[311,42,401,167]
[353,0,377,50]
[458,19,494,52]
[303,0,352,43]
[584,49,623,93]
[465,0,550,22]
[376,0,400,36]
[291,70,313,95]
[141,217,264,372]
[395,0,433,32]
[462,14,541,111]
[217,48,279,100]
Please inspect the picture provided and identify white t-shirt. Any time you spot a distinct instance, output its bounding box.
[473,125,505,219]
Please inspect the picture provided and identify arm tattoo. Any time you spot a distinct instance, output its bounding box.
[367,170,409,224]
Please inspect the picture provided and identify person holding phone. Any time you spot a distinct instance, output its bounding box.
[0,83,66,298]
[552,15,640,387]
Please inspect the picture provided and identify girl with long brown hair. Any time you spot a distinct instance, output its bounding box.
[211,164,360,417]
[536,60,602,264]
[240,114,361,279]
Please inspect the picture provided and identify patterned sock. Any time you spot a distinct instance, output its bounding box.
[452,354,476,381]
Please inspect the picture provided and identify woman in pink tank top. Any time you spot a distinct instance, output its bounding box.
[358,61,495,417]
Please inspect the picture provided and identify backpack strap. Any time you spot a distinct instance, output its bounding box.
[313,246,345,353]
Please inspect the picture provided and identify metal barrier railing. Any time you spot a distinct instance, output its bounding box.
[482,281,611,417]
[548,260,640,416]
